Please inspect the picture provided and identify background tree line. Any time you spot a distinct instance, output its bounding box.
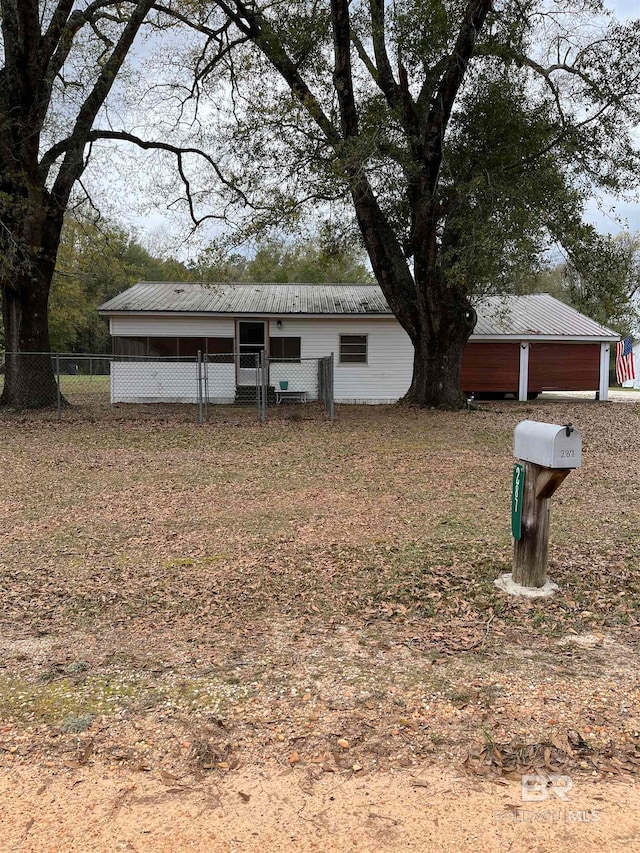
[2,208,635,356]
[0,213,374,353]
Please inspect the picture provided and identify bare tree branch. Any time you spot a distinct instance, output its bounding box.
[42,128,250,223]
[369,0,401,111]
[425,0,492,164]
[209,1,343,148]
[42,1,131,94]
[331,0,359,141]
[49,0,156,208]
[350,30,379,82]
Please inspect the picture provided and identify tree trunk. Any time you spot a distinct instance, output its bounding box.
[398,257,476,409]
[347,175,476,409]
[405,337,463,408]
[1,205,62,408]
[1,276,58,407]
[404,307,472,408]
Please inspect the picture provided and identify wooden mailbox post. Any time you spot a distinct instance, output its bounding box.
[507,421,581,592]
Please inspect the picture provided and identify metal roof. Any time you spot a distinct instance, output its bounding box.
[471,293,617,339]
[99,282,618,340]
[99,282,389,316]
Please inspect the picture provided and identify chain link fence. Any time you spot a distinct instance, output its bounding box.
[255,354,334,422]
[0,351,334,423]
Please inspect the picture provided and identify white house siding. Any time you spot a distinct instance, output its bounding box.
[108,314,414,404]
[111,361,236,404]
[268,361,319,399]
[272,318,413,403]
[110,316,235,337]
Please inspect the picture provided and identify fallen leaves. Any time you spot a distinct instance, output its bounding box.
[0,402,639,782]
[159,770,182,786]
[187,735,236,771]
[463,733,640,780]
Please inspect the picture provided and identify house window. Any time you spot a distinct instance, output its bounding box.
[270,337,301,362]
[339,334,367,364]
[207,337,234,363]
[149,337,178,357]
[113,336,147,357]
[177,337,206,358]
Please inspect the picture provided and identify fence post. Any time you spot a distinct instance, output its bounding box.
[203,356,209,423]
[55,354,62,421]
[258,351,267,423]
[264,353,269,422]
[197,350,203,424]
[256,351,262,421]
[329,352,335,422]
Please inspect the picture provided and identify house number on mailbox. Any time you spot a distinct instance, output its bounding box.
[511,462,525,541]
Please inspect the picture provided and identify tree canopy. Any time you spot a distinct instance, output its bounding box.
[12,212,373,354]
[517,229,640,335]
[47,213,193,353]
[194,222,374,284]
[0,0,220,405]
[179,0,640,405]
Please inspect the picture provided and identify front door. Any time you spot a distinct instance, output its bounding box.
[237,320,266,385]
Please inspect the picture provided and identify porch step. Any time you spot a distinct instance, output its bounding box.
[235,385,276,405]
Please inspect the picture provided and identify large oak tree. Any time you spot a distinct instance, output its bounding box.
[0,0,160,405]
[0,0,225,407]
[186,0,640,407]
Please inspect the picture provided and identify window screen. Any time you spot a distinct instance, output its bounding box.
[149,337,178,357]
[339,335,367,363]
[207,337,234,363]
[270,337,301,362]
[113,337,147,357]
[177,338,206,358]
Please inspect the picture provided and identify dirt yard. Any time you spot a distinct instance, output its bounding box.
[0,397,639,850]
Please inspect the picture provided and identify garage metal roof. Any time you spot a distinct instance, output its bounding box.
[99,282,618,340]
[472,293,617,339]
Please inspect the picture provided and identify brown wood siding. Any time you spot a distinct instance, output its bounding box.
[528,343,600,391]
[461,343,520,393]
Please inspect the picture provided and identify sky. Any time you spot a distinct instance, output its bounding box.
[610,0,639,18]
[582,0,640,237]
[90,0,640,260]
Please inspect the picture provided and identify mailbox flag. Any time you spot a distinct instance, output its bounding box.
[616,336,636,384]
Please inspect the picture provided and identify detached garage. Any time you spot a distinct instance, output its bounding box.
[98,284,617,404]
[461,294,615,400]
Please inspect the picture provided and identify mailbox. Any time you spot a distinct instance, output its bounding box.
[513,421,581,469]
[497,419,583,596]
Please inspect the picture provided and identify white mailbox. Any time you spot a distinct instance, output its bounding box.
[513,420,582,469]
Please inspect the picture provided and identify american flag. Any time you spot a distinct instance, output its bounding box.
[616,336,636,384]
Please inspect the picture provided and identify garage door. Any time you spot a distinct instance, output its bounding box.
[461,343,520,394]
[528,343,600,392]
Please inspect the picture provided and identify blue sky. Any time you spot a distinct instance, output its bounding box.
[609,0,639,19]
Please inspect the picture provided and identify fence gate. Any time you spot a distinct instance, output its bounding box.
[257,354,334,422]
